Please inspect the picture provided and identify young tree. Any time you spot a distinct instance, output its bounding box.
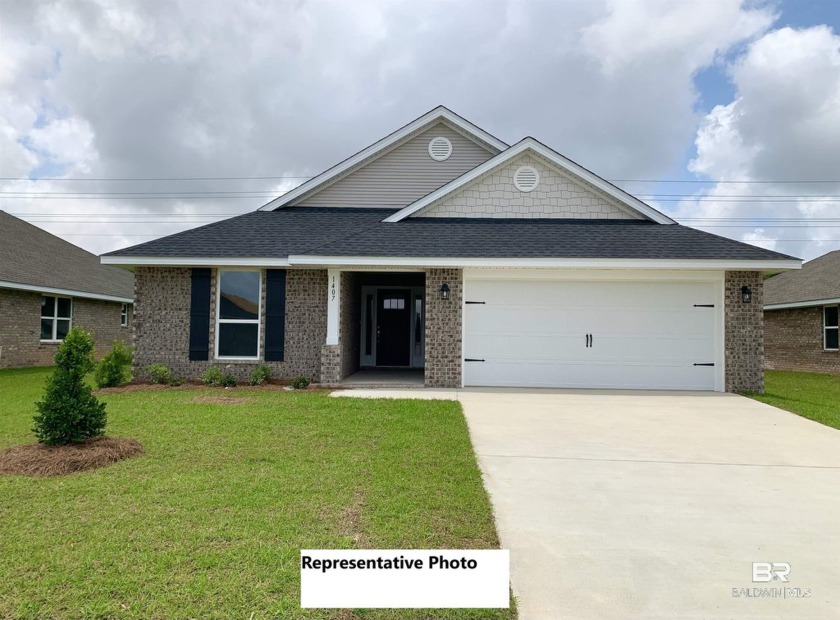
[33,327,107,445]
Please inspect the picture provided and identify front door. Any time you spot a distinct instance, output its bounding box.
[376,289,412,366]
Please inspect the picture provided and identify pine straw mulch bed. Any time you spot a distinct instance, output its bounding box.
[0,437,143,477]
[96,382,340,395]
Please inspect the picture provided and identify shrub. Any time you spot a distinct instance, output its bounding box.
[291,375,310,390]
[147,363,173,385]
[202,366,224,386]
[221,374,237,388]
[249,365,271,386]
[33,327,107,445]
[94,341,133,388]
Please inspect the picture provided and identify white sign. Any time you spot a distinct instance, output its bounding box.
[300,549,509,609]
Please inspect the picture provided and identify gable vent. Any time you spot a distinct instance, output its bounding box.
[428,136,453,161]
[513,166,540,192]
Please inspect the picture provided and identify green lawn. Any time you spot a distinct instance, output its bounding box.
[750,370,840,430]
[0,367,513,619]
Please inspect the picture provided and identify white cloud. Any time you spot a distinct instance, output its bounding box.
[684,25,840,260]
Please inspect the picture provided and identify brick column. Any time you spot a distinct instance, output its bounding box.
[425,268,463,388]
[725,271,764,393]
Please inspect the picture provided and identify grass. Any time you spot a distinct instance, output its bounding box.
[0,367,513,619]
[749,370,840,430]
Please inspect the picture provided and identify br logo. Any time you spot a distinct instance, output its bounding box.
[752,562,791,582]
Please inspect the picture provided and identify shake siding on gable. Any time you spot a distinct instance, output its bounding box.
[415,153,643,219]
[295,123,496,208]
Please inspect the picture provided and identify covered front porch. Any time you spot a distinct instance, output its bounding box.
[319,268,462,388]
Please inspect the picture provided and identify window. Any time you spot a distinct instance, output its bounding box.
[825,306,839,351]
[120,303,129,327]
[217,270,261,359]
[383,297,405,310]
[41,295,72,341]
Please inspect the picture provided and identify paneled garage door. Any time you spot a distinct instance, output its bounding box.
[463,277,720,391]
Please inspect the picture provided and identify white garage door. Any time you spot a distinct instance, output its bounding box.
[463,277,720,391]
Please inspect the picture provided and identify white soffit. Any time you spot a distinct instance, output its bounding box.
[258,106,508,211]
[384,138,676,224]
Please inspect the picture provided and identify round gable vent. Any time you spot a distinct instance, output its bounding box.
[513,165,540,192]
[428,136,452,161]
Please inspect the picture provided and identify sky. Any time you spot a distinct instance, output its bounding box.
[1,0,838,261]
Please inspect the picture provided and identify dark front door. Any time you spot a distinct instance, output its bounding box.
[376,289,412,366]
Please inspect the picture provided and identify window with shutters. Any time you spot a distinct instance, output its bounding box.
[216,270,261,359]
[825,305,839,351]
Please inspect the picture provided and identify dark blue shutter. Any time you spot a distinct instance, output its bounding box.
[189,268,211,361]
[264,269,286,361]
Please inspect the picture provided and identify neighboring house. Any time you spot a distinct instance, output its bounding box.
[0,211,134,368]
[764,250,840,374]
[102,107,800,392]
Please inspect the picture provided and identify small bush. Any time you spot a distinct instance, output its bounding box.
[202,367,224,386]
[33,327,107,445]
[221,374,237,388]
[94,341,133,388]
[291,375,310,390]
[249,365,271,386]
[147,363,173,385]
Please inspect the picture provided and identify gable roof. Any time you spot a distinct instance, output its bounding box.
[0,211,134,302]
[764,250,840,309]
[258,106,508,211]
[102,207,799,271]
[384,137,675,224]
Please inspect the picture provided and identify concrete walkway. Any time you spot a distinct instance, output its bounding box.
[334,388,840,619]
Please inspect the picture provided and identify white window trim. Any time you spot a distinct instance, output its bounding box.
[214,269,262,361]
[40,295,73,343]
[120,303,129,327]
[824,305,839,351]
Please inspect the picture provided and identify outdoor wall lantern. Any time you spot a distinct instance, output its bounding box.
[440,283,451,300]
[741,286,752,304]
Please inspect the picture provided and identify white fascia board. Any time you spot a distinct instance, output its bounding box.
[257,106,508,212]
[101,256,291,267]
[0,280,133,304]
[765,297,840,311]
[385,138,676,224]
[288,255,803,271]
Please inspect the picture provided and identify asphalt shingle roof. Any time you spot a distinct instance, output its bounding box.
[0,211,134,300]
[104,207,797,262]
[764,250,840,305]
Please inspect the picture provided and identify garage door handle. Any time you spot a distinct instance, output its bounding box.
[693,363,715,366]
[464,358,485,362]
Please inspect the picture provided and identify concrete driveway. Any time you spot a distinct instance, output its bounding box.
[336,388,840,619]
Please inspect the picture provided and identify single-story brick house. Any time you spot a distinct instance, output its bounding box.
[102,107,800,392]
[764,250,840,374]
[0,211,134,368]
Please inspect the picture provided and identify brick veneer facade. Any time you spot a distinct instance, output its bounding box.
[0,287,131,369]
[424,268,463,388]
[133,267,325,382]
[724,271,765,393]
[765,306,840,374]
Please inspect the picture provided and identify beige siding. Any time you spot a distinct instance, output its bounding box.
[416,153,644,219]
[296,123,495,208]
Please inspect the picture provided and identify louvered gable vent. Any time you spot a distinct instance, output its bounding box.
[513,166,540,192]
[428,136,452,161]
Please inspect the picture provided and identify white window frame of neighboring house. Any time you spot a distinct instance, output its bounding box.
[120,303,129,327]
[824,305,839,351]
[215,269,262,361]
[40,295,72,342]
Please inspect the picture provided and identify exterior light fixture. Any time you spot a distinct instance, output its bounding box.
[440,283,450,300]
[741,286,752,304]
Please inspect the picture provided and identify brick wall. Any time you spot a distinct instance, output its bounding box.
[418,153,641,219]
[133,267,326,382]
[425,268,462,387]
[724,271,764,393]
[765,307,840,373]
[0,287,131,369]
